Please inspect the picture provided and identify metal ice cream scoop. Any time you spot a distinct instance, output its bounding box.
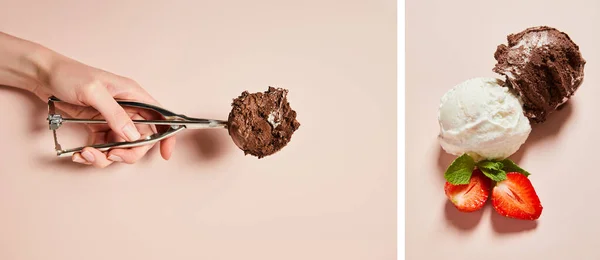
[47,96,228,157]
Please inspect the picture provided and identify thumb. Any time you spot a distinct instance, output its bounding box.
[78,81,141,142]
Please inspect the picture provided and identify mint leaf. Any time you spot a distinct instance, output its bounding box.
[477,160,507,182]
[501,159,531,177]
[477,160,504,171]
[444,154,475,185]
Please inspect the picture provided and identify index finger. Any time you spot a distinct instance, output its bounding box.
[102,73,177,160]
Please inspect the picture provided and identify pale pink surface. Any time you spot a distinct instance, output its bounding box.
[0,1,396,259]
[407,0,600,259]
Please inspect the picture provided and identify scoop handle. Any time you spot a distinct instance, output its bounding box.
[54,127,185,157]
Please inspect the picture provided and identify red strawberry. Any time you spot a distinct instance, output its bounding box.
[492,172,543,220]
[444,169,491,212]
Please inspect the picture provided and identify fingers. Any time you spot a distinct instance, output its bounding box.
[105,114,156,164]
[136,106,177,161]
[77,81,141,142]
[160,136,176,160]
[100,74,177,162]
[72,131,113,168]
[72,147,113,168]
[106,142,154,164]
[71,75,176,166]
[72,153,91,165]
[105,133,177,163]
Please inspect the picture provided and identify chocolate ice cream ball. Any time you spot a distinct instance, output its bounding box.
[493,26,586,123]
[227,87,300,158]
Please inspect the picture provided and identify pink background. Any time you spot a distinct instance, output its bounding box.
[407,0,600,259]
[0,1,396,259]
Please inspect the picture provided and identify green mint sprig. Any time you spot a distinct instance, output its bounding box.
[500,159,530,177]
[444,154,475,185]
[443,154,531,185]
[477,160,507,182]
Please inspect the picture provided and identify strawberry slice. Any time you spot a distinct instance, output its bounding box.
[444,169,491,212]
[492,172,543,220]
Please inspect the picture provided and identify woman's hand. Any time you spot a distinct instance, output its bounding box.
[0,32,176,168]
[40,54,176,167]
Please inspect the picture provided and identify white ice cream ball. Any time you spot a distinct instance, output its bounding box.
[438,77,531,161]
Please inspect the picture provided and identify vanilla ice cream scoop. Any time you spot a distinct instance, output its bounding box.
[438,77,531,161]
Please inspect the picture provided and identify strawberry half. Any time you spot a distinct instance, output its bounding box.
[492,172,543,220]
[444,169,491,212]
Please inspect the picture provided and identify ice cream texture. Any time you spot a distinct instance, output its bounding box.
[493,26,585,123]
[228,87,300,158]
[438,77,531,161]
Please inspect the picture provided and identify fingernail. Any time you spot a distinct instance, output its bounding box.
[73,154,88,164]
[108,155,123,162]
[82,150,95,163]
[122,123,141,141]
